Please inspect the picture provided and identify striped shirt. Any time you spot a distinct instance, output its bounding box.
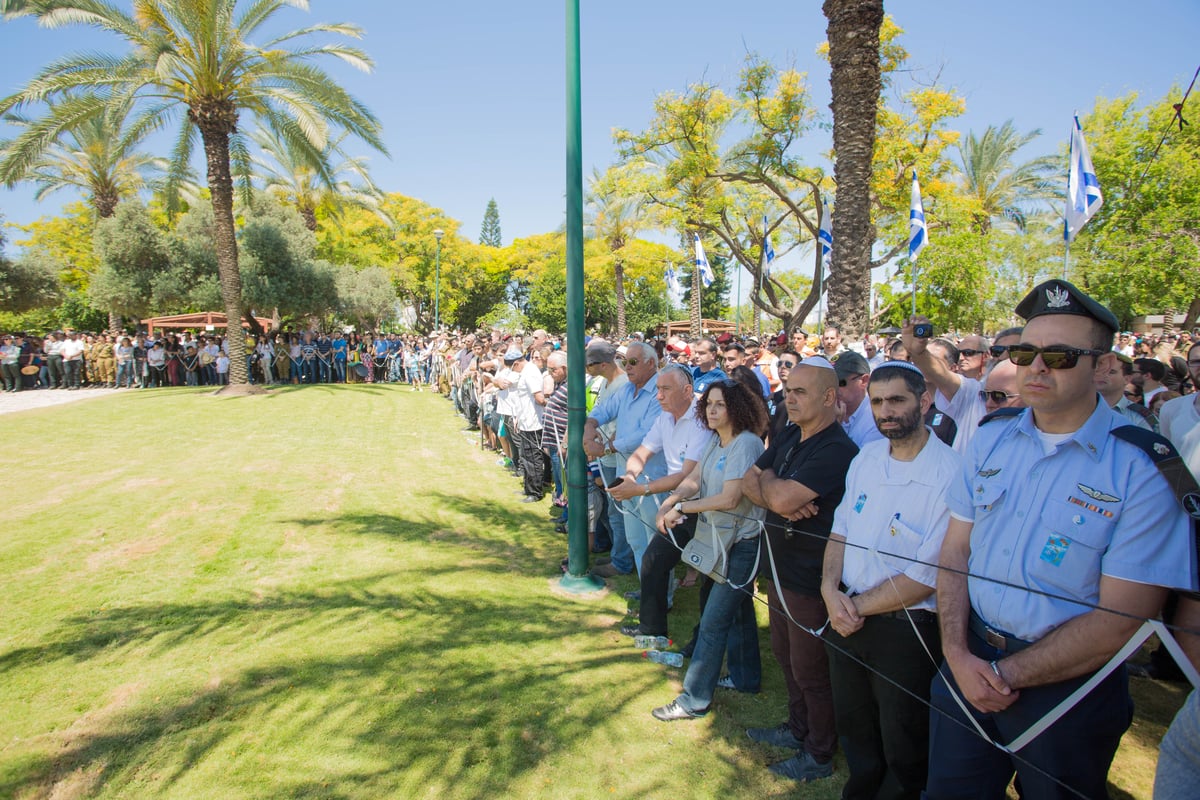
[541,382,569,451]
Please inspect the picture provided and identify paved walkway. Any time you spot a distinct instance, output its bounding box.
[0,386,118,416]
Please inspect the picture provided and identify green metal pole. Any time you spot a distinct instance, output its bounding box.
[561,0,601,591]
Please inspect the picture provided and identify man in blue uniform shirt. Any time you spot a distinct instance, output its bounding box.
[925,279,1197,800]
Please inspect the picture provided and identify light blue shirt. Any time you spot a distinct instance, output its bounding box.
[589,372,666,479]
[691,365,727,395]
[947,398,1197,641]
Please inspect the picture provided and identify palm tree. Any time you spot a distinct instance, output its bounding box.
[823,0,884,337]
[0,0,386,385]
[955,120,1056,233]
[249,125,388,232]
[1,96,167,220]
[2,95,187,330]
[585,165,647,338]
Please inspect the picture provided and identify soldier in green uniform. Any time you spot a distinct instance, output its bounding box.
[98,334,116,388]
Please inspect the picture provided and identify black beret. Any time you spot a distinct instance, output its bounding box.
[1015,279,1118,333]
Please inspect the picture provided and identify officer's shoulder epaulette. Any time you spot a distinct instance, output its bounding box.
[1124,401,1157,422]
[1111,424,1179,464]
[977,407,1023,426]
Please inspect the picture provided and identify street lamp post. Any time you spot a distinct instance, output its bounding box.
[433,228,444,332]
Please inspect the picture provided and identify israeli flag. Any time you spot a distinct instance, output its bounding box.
[763,215,775,278]
[1064,115,1103,243]
[694,234,714,288]
[818,197,832,268]
[908,171,927,261]
[664,261,682,296]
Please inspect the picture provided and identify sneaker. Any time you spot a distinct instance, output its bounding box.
[623,589,641,601]
[651,700,707,722]
[716,675,736,691]
[747,723,805,750]
[767,751,833,782]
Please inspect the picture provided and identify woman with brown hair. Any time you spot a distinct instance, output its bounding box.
[650,378,767,721]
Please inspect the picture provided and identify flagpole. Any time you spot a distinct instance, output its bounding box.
[735,265,742,334]
[1063,242,1070,281]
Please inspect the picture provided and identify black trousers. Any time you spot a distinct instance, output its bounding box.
[514,428,546,499]
[924,627,1132,800]
[47,354,63,387]
[825,614,940,800]
[637,514,696,636]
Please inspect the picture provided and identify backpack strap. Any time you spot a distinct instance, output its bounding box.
[1111,425,1200,600]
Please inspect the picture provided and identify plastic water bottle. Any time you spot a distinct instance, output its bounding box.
[633,635,672,649]
[643,649,684,667]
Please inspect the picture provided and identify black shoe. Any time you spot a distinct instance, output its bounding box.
[623,589,641,601]
[554,522,567,534]
[652,700,707,722]
[620,624,642,637]
[747,722,805,750]
[678,639,696,659]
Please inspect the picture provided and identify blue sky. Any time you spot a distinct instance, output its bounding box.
[1,0,1197,254]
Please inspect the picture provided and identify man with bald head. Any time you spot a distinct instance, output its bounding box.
[742,357,858,783]
[980,358,1024,415]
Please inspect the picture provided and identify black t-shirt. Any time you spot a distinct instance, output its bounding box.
[757,422,858,597]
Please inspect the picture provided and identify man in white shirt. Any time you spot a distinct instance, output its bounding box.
[507,348,547,502]
[822,361,960,800]
[902,318,985,454]
[834,352,884,448]
[60,332,86,390]
[609,364,713,639]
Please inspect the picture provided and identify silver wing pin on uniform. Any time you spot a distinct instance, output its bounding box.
[977,468,1001,478]
[1077,483,1120,503]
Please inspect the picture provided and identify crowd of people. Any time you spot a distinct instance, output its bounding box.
[431,285,1199,799]
[0,329,449,391]
[4,288,1199,797]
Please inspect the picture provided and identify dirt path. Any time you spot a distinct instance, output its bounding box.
[0,386,117,416]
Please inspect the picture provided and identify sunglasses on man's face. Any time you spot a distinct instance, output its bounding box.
[978,389,1018,403]
[958,349,984,358]
[988,345,1010,358]
[622,358,643,367]
[1007,344,1103,370]
[778,360,798,369]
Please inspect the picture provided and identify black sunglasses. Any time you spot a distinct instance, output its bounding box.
[978,389,1018,403]
[1007,344,1103,370]
[778,360,798,369]
[958,349,984,358]
[988,345,1010,358]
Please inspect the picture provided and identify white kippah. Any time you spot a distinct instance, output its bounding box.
[799,355,835,371]
[870,360,924,377]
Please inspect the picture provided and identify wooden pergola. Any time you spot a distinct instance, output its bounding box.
[659,318,739,338]
[143,312,273,336]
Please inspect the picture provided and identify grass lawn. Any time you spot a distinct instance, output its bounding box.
[0,384,1186,799]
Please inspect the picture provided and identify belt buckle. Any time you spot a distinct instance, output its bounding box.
[984,628,1006,651]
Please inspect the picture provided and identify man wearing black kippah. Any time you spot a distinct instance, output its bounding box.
[925,280,1198,800]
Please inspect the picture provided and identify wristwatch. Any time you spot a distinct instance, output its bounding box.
[674,501,684,514]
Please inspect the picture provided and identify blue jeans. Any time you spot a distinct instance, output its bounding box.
[675,537,762,714]
[333,360,346,383]
[549,450,565,505]
[115,361,135,388]
[1155,689,1200,800]
[598,462,634,574]
[613,483,658,580]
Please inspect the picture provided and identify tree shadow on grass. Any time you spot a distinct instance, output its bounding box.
[0,586,661,799]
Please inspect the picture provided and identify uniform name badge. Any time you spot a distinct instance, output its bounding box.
[1040,535,1071,566]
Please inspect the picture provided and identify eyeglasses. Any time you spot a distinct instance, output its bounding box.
[1124,390,1141,399]
[988,345,1010,358]
[1188,359,1200,367]
[778,360,798,369]
[959,349,984,358]
[1006,344,1103,369]
[978,389,1018,403]
[623,358,642,367]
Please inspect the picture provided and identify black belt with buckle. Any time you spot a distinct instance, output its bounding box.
[969,609,1032,653]
[878,608,937,624]
[846,592,937,624]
